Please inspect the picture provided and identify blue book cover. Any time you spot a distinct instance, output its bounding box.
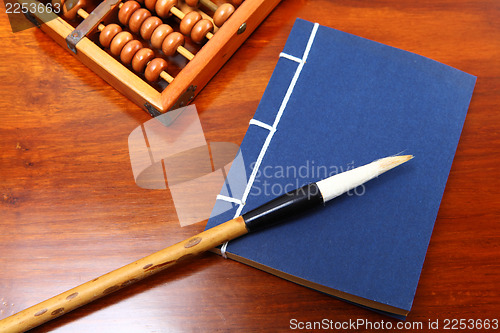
[206,19,476,317]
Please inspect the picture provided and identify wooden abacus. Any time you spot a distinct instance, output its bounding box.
[21,0,280,116]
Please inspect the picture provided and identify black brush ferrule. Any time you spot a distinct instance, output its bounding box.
[242,183,324,233]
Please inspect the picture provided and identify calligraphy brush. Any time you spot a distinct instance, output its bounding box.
[0,154,413,332]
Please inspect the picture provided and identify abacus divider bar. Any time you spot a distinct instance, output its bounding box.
[0,217,248,333]
[77,8,107,32]
[76,8,105,31]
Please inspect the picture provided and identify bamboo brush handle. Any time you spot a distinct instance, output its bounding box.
[0,217,247,333]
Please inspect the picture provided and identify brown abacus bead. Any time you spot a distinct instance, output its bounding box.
[99,23,122,48]
[140,16,162,40]
[150,24,173,49]
[179,11,201,35]
[120,40,143,64]
[144,0,157,11]
[118,1,141,26]
[144,58,168,82]
[184,0,197,6]
[231,0,242,5]
[213,3,234,27]
[62,0,86,20]
[191,19,213,43]
[155,0,176,18]
[132,48,155,72]
[128,8,152,34]
[161,32,184,56]
[109,31,133,56]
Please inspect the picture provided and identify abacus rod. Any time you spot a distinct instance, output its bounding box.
[77,8,88,19]
[178,46,195,61]
[158,66,175,83]
[170,6,185,19]
[160,71,174,82]
[199,0,218,13]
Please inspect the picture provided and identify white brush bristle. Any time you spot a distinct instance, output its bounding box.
[316,155,413,202]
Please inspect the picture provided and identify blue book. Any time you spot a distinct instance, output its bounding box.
[206,19,476,318]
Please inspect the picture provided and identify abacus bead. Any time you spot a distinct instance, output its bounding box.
[140,16,162,40]
[109,31,133,56]
[155,0,176,18]
[191,19,213,43]
[213,3,235,27]
[118,1,141,26]
[150,24,173,49]
[161,32,184,56]
[144,58,168,82]
[231,0,243,5]
[184,0,197,6]
[179,11,201,35]
[120,40,143,64]
[144,0,157,11]
[132,48,155,72]
[128,8,151,34]
[62,0,86,20]
[99,23,122,48]
[52,0,65,10]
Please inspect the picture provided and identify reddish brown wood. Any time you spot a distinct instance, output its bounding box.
[0,0,499,332]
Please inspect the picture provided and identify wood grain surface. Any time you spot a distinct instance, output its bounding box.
[1,0,499,332]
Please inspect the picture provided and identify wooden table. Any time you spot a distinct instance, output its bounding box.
[1,0,499,332]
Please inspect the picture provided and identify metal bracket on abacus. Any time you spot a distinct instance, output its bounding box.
[66,0,121,54]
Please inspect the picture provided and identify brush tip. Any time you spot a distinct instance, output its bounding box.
[377,155,414,173]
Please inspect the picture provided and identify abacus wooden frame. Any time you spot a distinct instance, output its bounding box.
[21,0,281,116]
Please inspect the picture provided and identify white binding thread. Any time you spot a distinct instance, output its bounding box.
[279,52,303,64]
[249,118,275,132]
[220,241,229,258]
[216,194,243,206]
[220,23,320,259]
